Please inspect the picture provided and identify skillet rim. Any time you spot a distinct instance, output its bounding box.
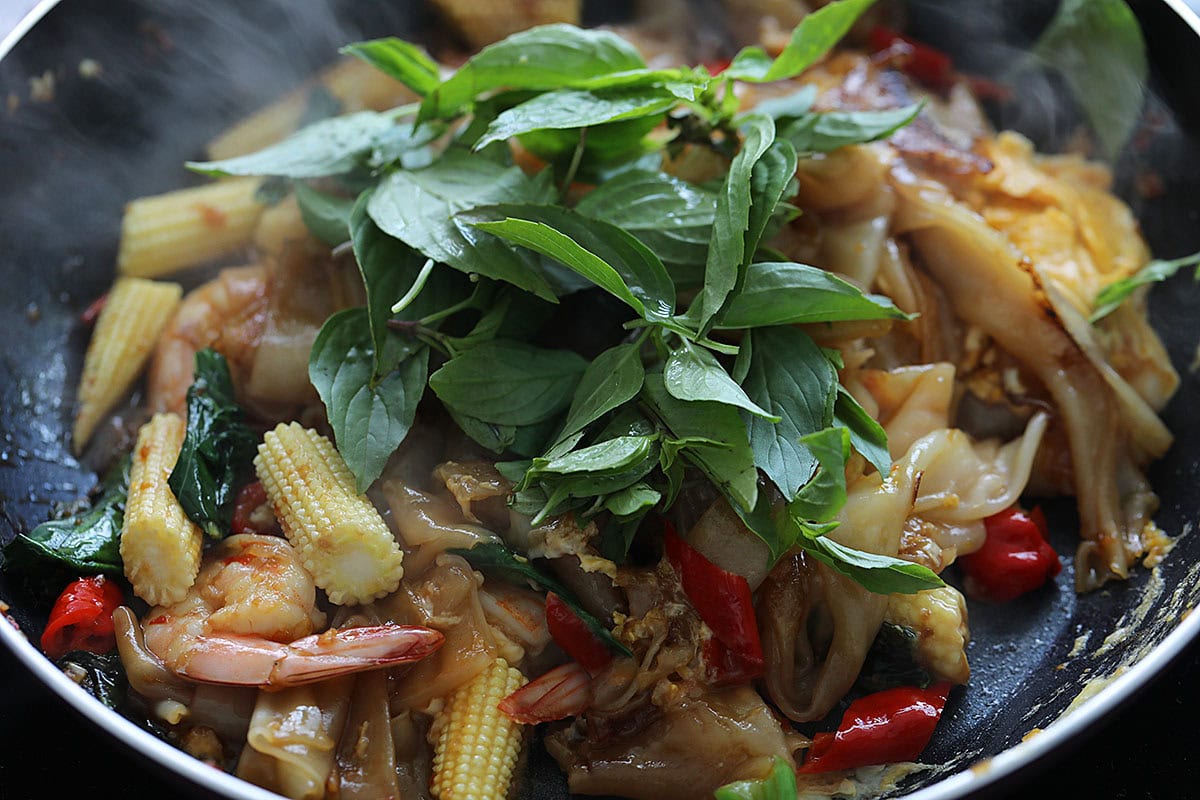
[1,1,1198,798]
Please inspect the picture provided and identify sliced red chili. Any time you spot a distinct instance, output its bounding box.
[868,26,956,92]
[79,292,109,326]
[230,481,273,535]
[40,575,124,660]
[664,523,764,685]
[800,683,952,773]
[545,592,612,676]
[959,506,1062,602]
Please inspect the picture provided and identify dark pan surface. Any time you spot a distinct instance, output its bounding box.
[2,1,1200,798]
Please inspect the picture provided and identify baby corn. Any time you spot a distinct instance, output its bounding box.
[431,656,527,800]
[73,277,181,454]
[254,423,404,605]
[117,177,265,278]
[121,413,203,606]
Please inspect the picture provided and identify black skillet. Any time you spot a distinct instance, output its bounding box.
[2,1,1199,798]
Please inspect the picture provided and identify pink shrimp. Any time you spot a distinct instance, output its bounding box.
[141,534,443,688]
[146,265,269,415]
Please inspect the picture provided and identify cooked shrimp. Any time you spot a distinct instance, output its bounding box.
[146,264,270,415]
[141,534,444,688]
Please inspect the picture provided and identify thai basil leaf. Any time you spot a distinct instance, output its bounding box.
[574,169,717,274]
[717,261,910,328]
[448,541,633,656]
[664,340,778,420]
[367,151,559,301]
[366,119,448,170]
[790,426,851,523]
[728,489,803,564]
[1090,249,1200,322]
[742,326,837,500]
[351,194,427,370]
[1029,0,1147,160]
[748,85,818,120]
[341,37,441,96]
[476,87,680,149]
[802,535,945,594]
[856,623,933,693]
[519,115,663,170]
[604,482,661,518]
[745,139,798,263]
[834,385,891,475]
[2,457,129,585]
[429,339,587,426]
[526,435,660,483]
[522,436,661,523]
[169,349,258,539]
[294,183,354,245]
[449,409,516,455]
[309,309,430,491]
[554,342,646,448]
[187,111,396,178]
[423,24,647,120]
[57,651,128,710]
[467,203,675,321]
[725,0,877,83]
[641,372,758,512]
[688,114,775,333]
[781,103,921,153]
[715,757,798,800]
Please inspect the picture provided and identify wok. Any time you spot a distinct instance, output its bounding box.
[1,0,1199,798]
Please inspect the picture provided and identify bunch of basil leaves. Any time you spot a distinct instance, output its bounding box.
[190,0,946,595]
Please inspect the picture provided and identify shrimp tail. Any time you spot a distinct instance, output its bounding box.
[176,624,445,688]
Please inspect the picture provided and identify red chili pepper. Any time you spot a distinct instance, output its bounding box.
[79,292,109,326]
[959,506,1062,602]
[703,58,732,76]
[40,576,124,660]
[230,481,272,535]
[663,523,764,685]
[800,683,952,773]
[545,592,612,675]
[868,26,955,92]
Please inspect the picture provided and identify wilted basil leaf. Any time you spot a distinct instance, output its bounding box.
[448,541,632,656]
[2,457,129,589]
[169,349,258,539]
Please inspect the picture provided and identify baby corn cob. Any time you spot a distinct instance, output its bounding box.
[431,656,528,800]
[255,423,404,605]
[121,413,203,606]
[207,57,417,160]
[117,177,265,278]
[73,277,182,454]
